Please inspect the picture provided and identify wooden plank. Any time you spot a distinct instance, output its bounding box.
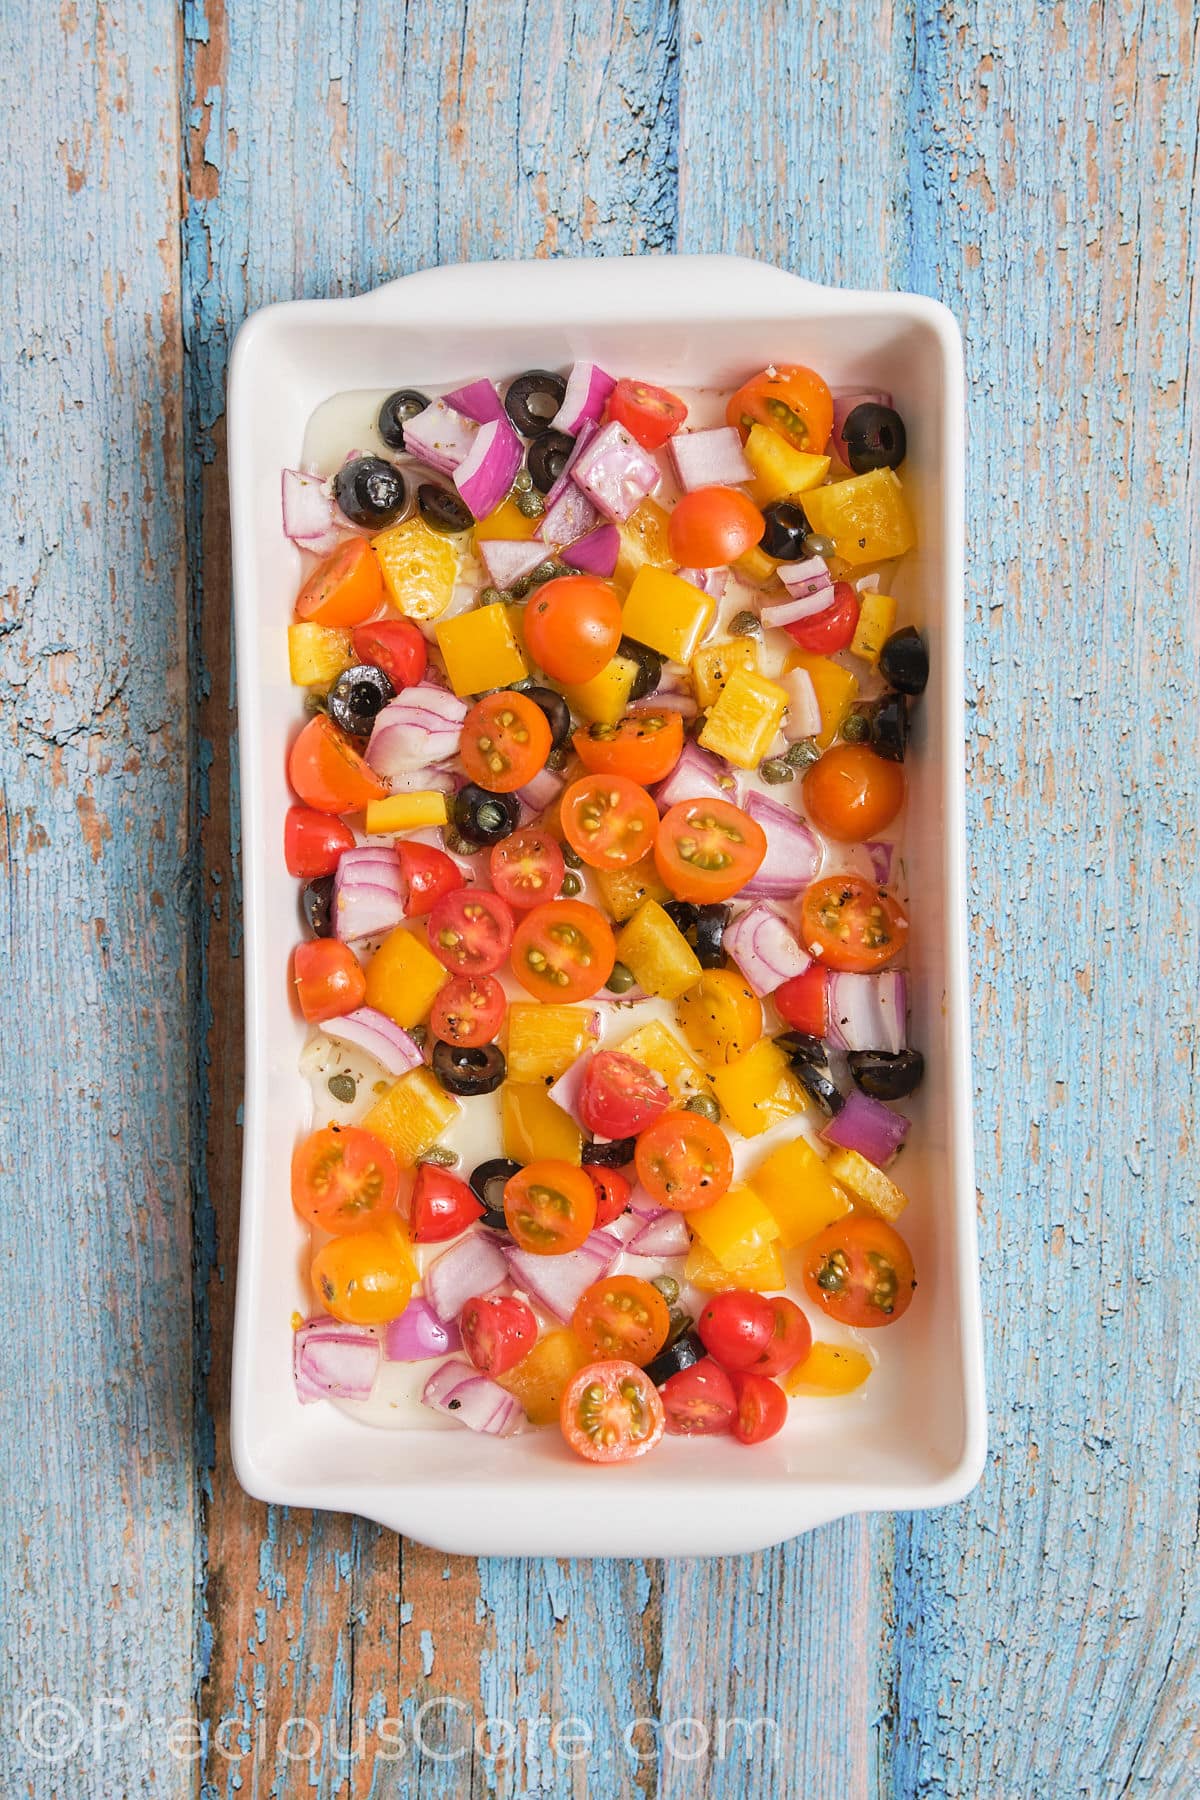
[0,4,194,1797]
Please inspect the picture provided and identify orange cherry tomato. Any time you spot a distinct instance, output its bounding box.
[572,1275,670,1366]
[561,773,659,870]
[510,899,616,1002]
[292,939,367,1022]
[725,363,834,453]
[503,1160,598,1255]
[572,707,684,785]
[799,875,909,971]
[654,798,767,903]
[560,1360,666,1463]
[667,486,765,569]
[523,575,622,684]
[310,1215,414,1324]
[459,690,553,793]
[801,1216,916,1328]
[634,1110,734,1212]
[291,1124,399,1234]
[288,714,388,814]
[295,537,384,626]
[802,744,905,842]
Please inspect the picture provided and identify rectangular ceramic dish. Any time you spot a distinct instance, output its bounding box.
[228,254,986,1557]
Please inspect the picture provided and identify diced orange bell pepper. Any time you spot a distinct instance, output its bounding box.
[711,1040,808,1137]
[688,1184,781,1272]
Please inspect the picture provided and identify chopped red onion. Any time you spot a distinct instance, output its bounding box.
[422,1357,473,1412]
[600,1211,644,1246]
[455,415,524,520]
[649,692,699,721]
[571,421,661,523]
[548,1053,592,1123]
[434,1371,522,1436]
[478,537,548,588]
[865,841,894,884]
[627,1211,692,1258]
[403,396,480,474]
[724,903,810,995]
[562,522,620,577]
[627,1186,665,1220]
[503,1229,623,1321]
[777,553,832,597]
[539,418,598,516]
[779,667,822,740]
[294,1317,381,1405]
[333,849,407,942]
[741,791,820,898]
[827,970,907,1055]
[515,766,565,814]
[282,468,339,546]
[385,1299,461,1361]
[675,566,730,600]
[367,685,469,775]
[443,377,505,424]
[831,390,892,466]
[822,1088,909,1166]
[322,1006,424,1076]
[652,739,738,810]
[538,482,600,548]
[425,1231,510,1322]
[761,585,836,629]
[551,360,616,435]
[668,427,753,492]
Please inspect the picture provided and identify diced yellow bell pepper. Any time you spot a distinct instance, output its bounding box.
[731,544,780,587]
[743,423,831,507]
[361,1068,460,1166]
[698,667,789,770]
[473,497,537,542]
[622,567,715,664]
[436,603,528,697]
[371,516,461,620]
[849,591,898,665]
[613,498,673,594]
[782,650,859,748]
[800,468,917,567]
[711,1039,808,1137]
[690,638,760,710]
[615,1018,711,1105]
[688,1183,781,1272]
[363,925,448,1028]
[784,1342,873,1397]
[363,791,449,835]
[502,1082,583,1165]
[497,1329,590,1425]
[615,900,703,1001]
[751,1135,851,1248]
[287,622,355,688]
[560,653,640,727]
[684,1237,786,1292]
[593,853,671,922]
[823,1147,910,1221]
[676,967,762,1069]
[505,1004,597,1083]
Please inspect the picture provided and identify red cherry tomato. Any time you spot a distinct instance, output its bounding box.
[291,1124,399,1234]
[288,714,388,814]
[292,939,366,1023]
[571,707,684,785]
[800,876,909,971]
[510,900,616,1002]
[585,1166,632,1230]
[784,580,861,654]
[729,1371,788,1445]
[666,486,765,569]
[523,576,622,684]
[429,972,506,1048]
[801,1216,917,1327]
[725,363,834,454]
[634,1111,734,1212]
[752,1296,812,1376]
[696,1290,775,1371]
[296,537,383,627]
[579,1051,669,1138]
[459,691,553,793]
[773,965,829,1038]
[427,889,515,976]
[802,744,905,843]
[352,616,427,691]
[284,804,356,879]
[654,798,767,903]
[560,1360,666,1462]
[607,378,688,450]
[408,1164,484,1243]
[561,773,659,871]
[460,1293,538,1377]
[503,1160,597,1255]
[396,841,465,916]
[489,828,565,910]
[660,1360,736,1436]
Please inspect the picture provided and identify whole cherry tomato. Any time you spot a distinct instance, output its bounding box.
[802,743,905,843]
[696,1290,775,1370]
[773,965,829,1038]
[667,486,765,569]
[523,575,622,684]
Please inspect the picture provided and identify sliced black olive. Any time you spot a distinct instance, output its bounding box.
[526,429,576,494]
[663,900,698,935]
[326,663,395,738]
[777,1034,844,1114]
[848,1048,925,1101]
[581,1135,637,1168]
[452,783,520,848]
[504,370,567,437]
[776,1030,826,1067]
[378,388,431,450]
[333,455,406,528]
[417,482,473,535]
[469,1156,521,1229]
[644,1330,707,1389]
[878,626,929,696]
[759,500,811,561]
[432,1040,507,1098]
[842,402,907,473]
[523,684,572,749]
[871,691,909,763]
[617,636,665,703]
[301,876,334,937]
[663,900,727,969]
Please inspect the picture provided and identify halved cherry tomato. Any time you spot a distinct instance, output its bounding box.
[579,1051,669,1139]
[729,1371,788,1445]
[660,1360,736,1436]
[802,743,905,843]
[561,774,659,871]
[429,972,506,1047]
[296,537,383,627]
[560,1360,666,1462]
[572,1275,670,1366]
[396,841,464,916]
[310,1215,414,1325]
[489,828,565,910]
[752,1296,812,1376]
[635,1110,734,1212]
[352,616,427,691]
[284,804,355,879]
[800,876,909,971]
[407,1163,484,1242]
[293,939,366,1022]
[696,1290,775,1370]
[676,967,761,1067]
[510,900,616,1002]
[503,1160,598,1255]
[459,691,553,794]
[461,1293,538,1377]
[608,377,688,450]
[523,575,622,684]
[667,486,765,569]
[572,708,684,785]
[784,580,860,654]
[427,889,515,976]
[288,714,388,814]
[654,798,767,904]
[801,1216,916,1327]
[291,1124,399,1234]
[725,363,834,453]
[585,1165,632,1230]
[773,964,829,1038]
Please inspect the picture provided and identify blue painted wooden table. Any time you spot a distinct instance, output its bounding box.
[3,2,1197,1794]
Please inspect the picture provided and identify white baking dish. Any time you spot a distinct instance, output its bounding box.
[227,254,985,1557]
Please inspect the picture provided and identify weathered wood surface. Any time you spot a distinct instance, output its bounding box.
[2,1,1196,1796]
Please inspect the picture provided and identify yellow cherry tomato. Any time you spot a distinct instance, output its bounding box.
[310,1215,416,1324]
[676,967,763,1068]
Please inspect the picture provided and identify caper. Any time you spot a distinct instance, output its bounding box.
[303,688,329,717]
[606,961,636,994]
[419,1144,460,1168]
[684,1092,721,1123]
[728,610,762,637]
[546,746,569,772]
[327,1072,357,1104]
[560,871,583,897]
[512,469,534,492]
[841,710,872,743]
[408,1024,428,1049]
[803,532,836,559]
[479,585,505,607]
[784,738,821,769]
[759,757,794,784]
[560,842,583,870]
[442,829,478,857]
[651,1274,680,1306]
[514,488,544,518]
